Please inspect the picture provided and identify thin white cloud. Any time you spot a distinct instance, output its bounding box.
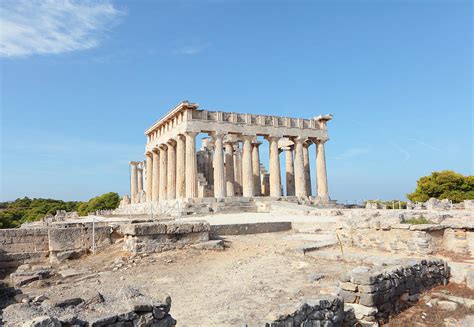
[408,138,442,152]
[174,42,209,55]
[334,147,370,160]
[388,141,411,161]
[0,0,123,57]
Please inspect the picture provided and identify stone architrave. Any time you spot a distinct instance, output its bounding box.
[185,132,198,198]
[241,136,254,197]
[175,135,186,199]
[266,136,282,197]
[212,133,226,198]
[224,142,235,197]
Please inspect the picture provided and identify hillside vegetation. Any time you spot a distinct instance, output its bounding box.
[0,192,120,229]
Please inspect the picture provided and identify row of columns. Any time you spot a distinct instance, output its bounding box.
[130,133,329,203]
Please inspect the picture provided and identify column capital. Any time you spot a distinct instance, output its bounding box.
[264,135,280,142]
[166,139,177,146]
[291,136,307,144]
[129,161,140,166]
[314,137,329,144]
[209,132,226,140]
[159,143,168,150]
[240,134,255,142]
[151,147,160,154]
[184,131,199,138]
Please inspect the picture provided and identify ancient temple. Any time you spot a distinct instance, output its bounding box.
[128,101,332,204]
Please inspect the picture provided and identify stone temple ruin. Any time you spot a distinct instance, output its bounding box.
[1,101,473,327]
[120,101,334,214]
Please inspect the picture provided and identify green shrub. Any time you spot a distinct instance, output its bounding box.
[402,215,432,225]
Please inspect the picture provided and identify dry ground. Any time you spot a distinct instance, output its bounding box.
[13,232,356,326]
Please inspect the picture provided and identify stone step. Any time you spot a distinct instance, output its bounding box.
[292,221,336,233]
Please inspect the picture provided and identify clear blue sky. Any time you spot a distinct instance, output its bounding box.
[0,0,472,203]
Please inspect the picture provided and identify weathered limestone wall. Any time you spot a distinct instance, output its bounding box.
[121,221,210,254]
[0,228,49,254]
[336,210,474,256]
[48,225,116,263]
[339,259,449,324]
[0,224,119,268]
[442,228,474,255]
[337,225,445,255]
[0,228,50,271]
[210,222,292,236]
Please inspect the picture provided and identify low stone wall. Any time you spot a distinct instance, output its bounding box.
[265,296,344,327]
[337,224,445,255]
[337,212,474,256]
[0,228,49,253]
[3,294,176,327]
[210,222,292,236]
[0,228,50,272]
[0,223,119,268]
[121,221,210,254]
[49,225,117,263]
[339,259,449,324]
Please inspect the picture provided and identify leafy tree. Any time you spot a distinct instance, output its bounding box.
[407,170,474,203]
[77,192,120,216]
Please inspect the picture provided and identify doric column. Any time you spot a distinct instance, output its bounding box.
[303,143,312,196]
[212,133,226,198]
[233,145,243,196]
[283,147,295,196]
[175,135,186,199]
[224,142,235,197]
[241,136,255,197]
[167,139,177,200]
[316,138,330,202]
[129,161,139,203]
[252,142,262,196]
[137,164,144,192]
[185,132,198,198]
[293,137,307,197]
[152,149,160,202]
[158,144,168,200]
[266,136,282,197]
[145,153,153,202]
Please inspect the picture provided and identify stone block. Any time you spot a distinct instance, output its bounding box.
[48,227,84,252]
[339,290,357,303]
[120,223,167,236]
[466,268,474,289]
[340,282,358,292]
[345,303,377,319]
